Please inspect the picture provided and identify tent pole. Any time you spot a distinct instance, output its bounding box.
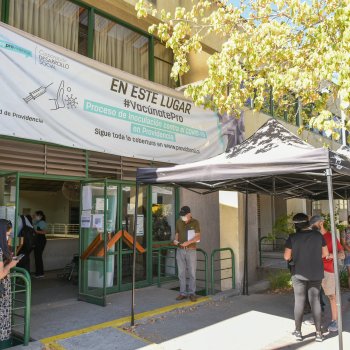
[271,177,276,251]
[271,177,276,225]
[131,182,140,326]
[326,168,343,350]
[243,191,249,295]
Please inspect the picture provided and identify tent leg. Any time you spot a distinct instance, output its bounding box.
[326,168,343,350]
[131,183,140,326]
[243,191,249,295]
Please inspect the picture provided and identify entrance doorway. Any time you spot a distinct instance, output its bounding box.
[78,181,149,306]
[18,177,80,306]
[0,173,178,307]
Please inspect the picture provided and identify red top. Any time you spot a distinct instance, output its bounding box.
[322,231,343,273]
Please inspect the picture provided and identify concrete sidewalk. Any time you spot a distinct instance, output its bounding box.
[11,286,350,350]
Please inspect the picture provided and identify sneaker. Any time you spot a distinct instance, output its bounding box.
[33,274,45,279]
[315,331,324,342]
[292,330,302,341]
[327,320,338,332]
[303,317,314,325]
[176,294,187,301]
[189,294,197,302]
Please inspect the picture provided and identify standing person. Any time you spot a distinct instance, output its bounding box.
[284,213,329,342]
[340,215,350,291]
[33,211,48,278]
[16,215,35,273]
[173,206,200,302]
[310,215,345,332]
[0,219,19,348]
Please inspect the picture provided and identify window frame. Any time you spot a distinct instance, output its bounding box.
[3,0,156,82]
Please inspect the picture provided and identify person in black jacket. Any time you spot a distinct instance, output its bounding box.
[284,213,329,342]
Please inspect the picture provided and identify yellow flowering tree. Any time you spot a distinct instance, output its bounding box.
[136,0,350,140]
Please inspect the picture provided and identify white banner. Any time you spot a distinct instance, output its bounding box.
[0,24,226,164]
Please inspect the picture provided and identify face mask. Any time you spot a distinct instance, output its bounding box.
[181,216,187,222]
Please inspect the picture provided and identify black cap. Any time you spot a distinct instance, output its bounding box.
[292,212,309,224]
[179,206,191,216]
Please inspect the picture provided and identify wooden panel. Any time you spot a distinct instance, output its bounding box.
[88,151,122,179]
[0,138,45,173]
[46,146,86,177]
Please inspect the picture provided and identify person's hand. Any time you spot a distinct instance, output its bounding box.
[181,241,190,247]
[8,260,19,269]
[326,254,334,260]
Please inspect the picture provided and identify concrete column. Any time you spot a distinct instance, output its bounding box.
[180,189,220,291]
[286,198,308,216]
[219,192,258,291]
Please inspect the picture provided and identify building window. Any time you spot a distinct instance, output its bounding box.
[152,186,175,242]
[336,199,347,210]
[94,14,149,80]
[154,40,176,88]
[8,0,88,55]
[312,200,321,211]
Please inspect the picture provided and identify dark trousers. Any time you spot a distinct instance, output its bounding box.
[292,276,322,332]
[34,236,46,276]
[16,246,32,273]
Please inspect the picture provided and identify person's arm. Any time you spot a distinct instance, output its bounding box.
[0,260,18,279]
[284,235,292,261]
[341,237,350,252]
[284,248,292,261]
[340,232,350,252]
[181,231,200,247]
[35,221,48,235]
[327,239,346,260]
[181,220,200,247]
[173,232,179,245]
[322,245,329,258]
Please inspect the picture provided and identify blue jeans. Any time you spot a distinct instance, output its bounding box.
[176,248,197,295]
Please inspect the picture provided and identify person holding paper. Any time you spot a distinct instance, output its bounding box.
[173,206,200,302]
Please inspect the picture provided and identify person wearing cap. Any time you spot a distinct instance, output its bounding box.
[284,213,329,342]
[173,206,200,302]
[310,215,345,333]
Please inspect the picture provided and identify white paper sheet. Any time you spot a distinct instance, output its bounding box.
[95,198,104,211]
[187,229,195,241]
[82,186,92,210]
[136,214,144,236]
[92,214,104,230]
[81,210,91,228]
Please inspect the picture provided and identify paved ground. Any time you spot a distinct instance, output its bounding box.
[10,279,350,350]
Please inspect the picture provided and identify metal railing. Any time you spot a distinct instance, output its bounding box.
[154,247,235,296]
[47,223,80,238]
[196,248,209,296]
[259,236,287,266]
[10,267,31,346]
[155,246,178,287]
[154,246,209,295]
[210,248,235,295]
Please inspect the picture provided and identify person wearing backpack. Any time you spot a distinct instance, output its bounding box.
[33,211,48,278]
[16,215,35,272]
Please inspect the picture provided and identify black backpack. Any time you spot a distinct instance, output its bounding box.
[20,215,36,252]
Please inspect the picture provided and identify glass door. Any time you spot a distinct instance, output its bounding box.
[0,173,19,251]
[118,184,148,289]
[78,180,118,306]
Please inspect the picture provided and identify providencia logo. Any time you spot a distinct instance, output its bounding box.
[0,39,32,58]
